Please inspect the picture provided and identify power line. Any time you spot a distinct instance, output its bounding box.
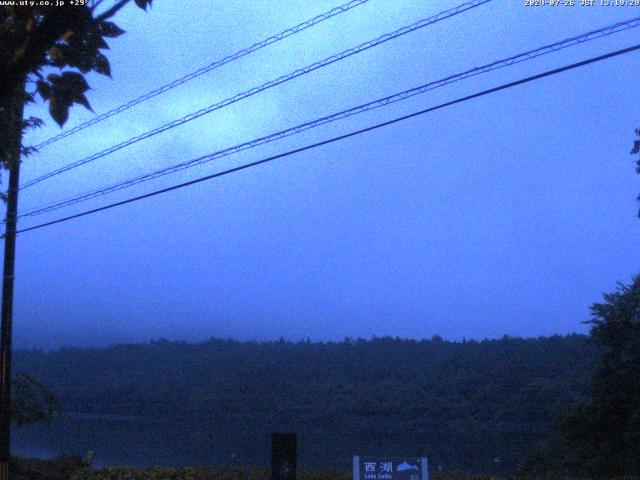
[20,0,492,190]
[33,0,373,150]
[15,43,640,235]
[18,15,640,219]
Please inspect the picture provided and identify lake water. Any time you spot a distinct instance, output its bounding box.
[12,413,381,469]
[11,413,534,473]
[13,413,291,468]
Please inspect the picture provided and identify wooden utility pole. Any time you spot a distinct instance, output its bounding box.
[0,82,25,480]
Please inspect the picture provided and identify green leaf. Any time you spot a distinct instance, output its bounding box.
[60,71,90,93]
[22,116,45,130]
[21,145,38,157]
[94,52,111,77]
[76,94,93,112]
[46,72,93,125]
[46,73,61,83]
[100,21,125,38]
[48,96,69,127]
[134,0,152,10]
[95,34,109,50]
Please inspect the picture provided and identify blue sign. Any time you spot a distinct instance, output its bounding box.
[353,456,428,480]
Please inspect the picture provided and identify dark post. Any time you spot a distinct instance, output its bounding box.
[0,81,25,480]
[271,432,297,480]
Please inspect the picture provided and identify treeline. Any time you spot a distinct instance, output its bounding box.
[13,335,597,473]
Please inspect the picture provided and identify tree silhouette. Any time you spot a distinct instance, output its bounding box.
[632,128,640,217]
[0,2,153,477]
[559,275,640,478]
[11,373,60,428]
[1,0,152,143]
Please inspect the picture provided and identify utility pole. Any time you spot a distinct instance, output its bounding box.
[0,82,25,480]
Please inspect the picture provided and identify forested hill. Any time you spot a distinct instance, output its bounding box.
[13,335,597,472]
[14,335,595,418]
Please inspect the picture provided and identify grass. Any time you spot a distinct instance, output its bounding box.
[9,456,607,480]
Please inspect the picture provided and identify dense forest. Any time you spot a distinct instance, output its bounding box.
[12,335,598,474]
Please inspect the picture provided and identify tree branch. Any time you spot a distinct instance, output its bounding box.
[90,0,106,12]
[95,0,130,23]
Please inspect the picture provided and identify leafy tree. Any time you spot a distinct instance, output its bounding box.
[11,372,61,427]
[1,0,152,162]
[1,2,153,477]
[558,275,640,478]
[632,128,640,216]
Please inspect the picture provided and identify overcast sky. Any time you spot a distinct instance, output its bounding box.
[9,0,640,349]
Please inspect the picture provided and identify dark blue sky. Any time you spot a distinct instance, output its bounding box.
[10,0,640,349]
